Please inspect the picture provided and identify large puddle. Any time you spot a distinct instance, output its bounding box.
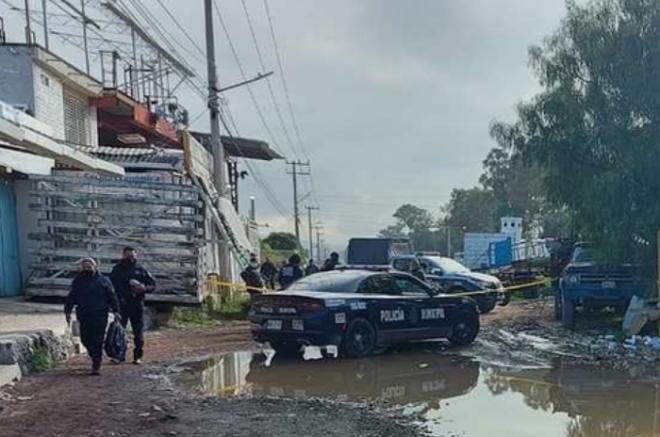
[182,348,660,436]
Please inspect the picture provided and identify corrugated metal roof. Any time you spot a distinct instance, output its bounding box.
[88,146,184,169]
[190,132,284,161]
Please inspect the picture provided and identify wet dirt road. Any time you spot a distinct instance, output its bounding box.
[2,300,659,436]
[183,347,660,437]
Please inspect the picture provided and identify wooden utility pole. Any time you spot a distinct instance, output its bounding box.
[305,206,319,260]
[286,160,310,246]
[204,0,231,282]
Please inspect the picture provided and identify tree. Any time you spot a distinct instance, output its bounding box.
[493,0,660,266]
[262,232,299,251]
[379,204,442,253]
[444,188,499,234]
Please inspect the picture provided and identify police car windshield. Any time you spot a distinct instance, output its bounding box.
[285,271,362,293]
[425,257,470,274]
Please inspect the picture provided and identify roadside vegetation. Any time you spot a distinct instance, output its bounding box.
[171,293,251,326]
[30,345,53,373]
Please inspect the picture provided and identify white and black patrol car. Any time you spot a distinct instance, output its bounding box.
[249,269,480,357]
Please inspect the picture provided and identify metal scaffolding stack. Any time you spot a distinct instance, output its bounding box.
[24,173,207,304]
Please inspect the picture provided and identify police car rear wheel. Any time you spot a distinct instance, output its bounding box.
[449,309,480,346]
[342,318,377,358]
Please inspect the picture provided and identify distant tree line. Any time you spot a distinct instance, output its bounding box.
[382,0,660,272]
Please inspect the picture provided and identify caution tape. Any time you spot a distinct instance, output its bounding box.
[444,278,551,299]
[207,277,552,298]
[207,279,275,294]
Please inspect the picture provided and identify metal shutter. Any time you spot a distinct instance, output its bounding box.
[63,90,89,146]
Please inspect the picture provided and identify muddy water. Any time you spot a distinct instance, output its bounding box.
[182,349,660,437]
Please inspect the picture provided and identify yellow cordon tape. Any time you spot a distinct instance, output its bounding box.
[445,278,551,299]
[207,277,552,298]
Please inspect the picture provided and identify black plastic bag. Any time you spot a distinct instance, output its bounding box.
[104,320,127,362]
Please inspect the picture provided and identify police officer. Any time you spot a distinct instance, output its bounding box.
[64,258,120,375]
[241,255,265,294]
[110,247,155,365]
[409,258,426,282]
[305,259,320,276]
[278,254,304,289]
[321,252,340,272]
[259,257,277,289]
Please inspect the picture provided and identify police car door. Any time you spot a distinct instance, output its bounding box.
[382,274,431,341]
[360,274,421,343]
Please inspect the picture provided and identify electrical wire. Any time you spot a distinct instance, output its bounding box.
[211,0,286,158]
[239,0,298,161]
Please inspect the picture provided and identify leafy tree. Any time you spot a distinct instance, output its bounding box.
[262,232,299,251]
[379,204,443,253]
[444,188,499,234]
[492,0,660,267]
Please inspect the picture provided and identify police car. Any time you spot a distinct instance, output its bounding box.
[249,269,480,357]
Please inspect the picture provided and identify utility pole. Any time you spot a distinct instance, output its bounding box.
[80,0,90,74]
[24,0,31,43]
[204,0,231,281]
[286,160,310,247]
[41,0,48,49]
[305,206,319,260]
[314,225,323,262]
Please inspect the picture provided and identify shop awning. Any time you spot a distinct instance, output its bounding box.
[0,146,54,175]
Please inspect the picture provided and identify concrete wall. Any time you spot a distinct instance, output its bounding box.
[0,46,35,114]
[32,63,65,140]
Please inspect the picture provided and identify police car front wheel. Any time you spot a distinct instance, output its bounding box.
[449,309,480,346]
[342,318,377,358]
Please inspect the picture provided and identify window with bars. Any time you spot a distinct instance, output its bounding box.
[63,90,89,146]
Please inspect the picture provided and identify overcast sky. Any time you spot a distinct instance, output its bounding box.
[3,0,569,254]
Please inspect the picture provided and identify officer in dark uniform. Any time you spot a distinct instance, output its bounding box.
[409,258,426,282]
[277,254,304,289]
[65,258,120,375]
[321,252,340,272]
[259,257,278,289]
[110,247,155,365]
[241,255,265,294]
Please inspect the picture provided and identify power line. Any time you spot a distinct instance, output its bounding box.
[261,0,321,214]
[239,0,298,161]
[154,0,205,57]
[211,0,286,159]
[262,0,307,160]
[224,106,292,220]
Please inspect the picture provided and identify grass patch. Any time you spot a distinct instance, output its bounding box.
[170,295,251,326]
[31,346,52,373]
[217,296,251,320]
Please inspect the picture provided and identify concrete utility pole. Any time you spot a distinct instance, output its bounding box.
[80,0,89,74]
[305,206,319,259]
[314,224,323,262]
[41,0,48,49]
[24,0,31,43]
[286,160,310,246]
[204,0,231,281]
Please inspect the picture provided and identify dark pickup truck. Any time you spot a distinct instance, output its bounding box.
[556,243,639,328]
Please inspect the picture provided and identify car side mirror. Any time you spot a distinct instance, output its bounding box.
[432,269,443,276]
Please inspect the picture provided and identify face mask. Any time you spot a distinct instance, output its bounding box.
[249,261,259,269]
